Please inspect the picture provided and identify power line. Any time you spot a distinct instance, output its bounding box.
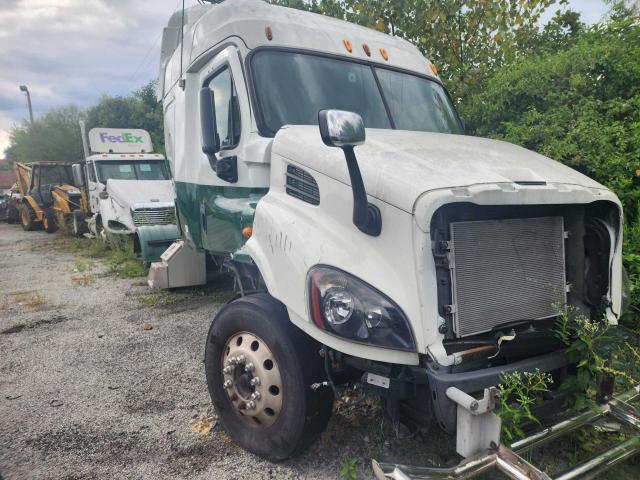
[127,0,185,87]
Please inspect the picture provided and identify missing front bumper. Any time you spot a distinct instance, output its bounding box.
[373,384,640,480]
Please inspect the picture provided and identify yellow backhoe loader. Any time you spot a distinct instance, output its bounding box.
[14,162,89,235]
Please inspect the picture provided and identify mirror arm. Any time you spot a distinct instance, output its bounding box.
[343,146,381,237]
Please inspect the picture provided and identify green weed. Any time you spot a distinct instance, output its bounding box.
[340,458,357,480]
[497,370,552,444]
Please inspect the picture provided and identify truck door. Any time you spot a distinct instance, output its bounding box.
[177,46,268,254]
[85,161,101,213]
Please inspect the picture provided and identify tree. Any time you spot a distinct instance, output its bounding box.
[85,81,164,154]
[4,106,84,165]
[4,80,164,166]
[461,4,640,326]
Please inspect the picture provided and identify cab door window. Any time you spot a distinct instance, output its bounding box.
[207,67,241,150]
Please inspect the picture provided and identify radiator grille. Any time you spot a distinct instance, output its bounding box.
[450,216,566,337]
[132,207,176,227]
[286,164,320,205]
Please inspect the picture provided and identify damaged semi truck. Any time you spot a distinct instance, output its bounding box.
[158,0,639,477]
[76,125,178,261]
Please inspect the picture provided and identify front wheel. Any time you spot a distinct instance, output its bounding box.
[205,293,333,461]
[43,208,58,233]
[72,209,87,237]
[20,203,38,231]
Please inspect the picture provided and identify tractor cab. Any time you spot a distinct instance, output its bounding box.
[28,163,73,207]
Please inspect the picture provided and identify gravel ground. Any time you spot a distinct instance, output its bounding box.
[0,223,456,480]
[0,222,638,480]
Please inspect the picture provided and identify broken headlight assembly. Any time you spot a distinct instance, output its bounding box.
[307,266,415,351]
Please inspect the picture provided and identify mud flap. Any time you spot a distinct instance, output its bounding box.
[134,224,179,263]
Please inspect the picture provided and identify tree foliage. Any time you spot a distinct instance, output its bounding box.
[4,81,163,165]
[5,106,85,164]
[460,4,640,326]
[85,81,164,155]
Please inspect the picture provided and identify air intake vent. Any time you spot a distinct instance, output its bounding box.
[286,164,319,206]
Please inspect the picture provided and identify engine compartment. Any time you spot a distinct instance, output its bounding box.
[430,201,621,373]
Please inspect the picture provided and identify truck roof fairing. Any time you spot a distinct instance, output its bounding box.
[159,0,436,100]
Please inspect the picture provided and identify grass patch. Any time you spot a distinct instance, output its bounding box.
[73,259,91,273]
[132,277,235,309]
[71,273,96,286]
[134,290,177,308]
[61,235,146,279]
[0,290,49,311]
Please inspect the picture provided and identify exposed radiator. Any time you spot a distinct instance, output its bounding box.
[449,216,567,337]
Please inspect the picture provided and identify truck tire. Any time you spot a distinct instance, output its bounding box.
[20,203,38,231]
[43,208,58,233]
[6,207,18,224]
[72,210,87,237]
[205,293,334,461]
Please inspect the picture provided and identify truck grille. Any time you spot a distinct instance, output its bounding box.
[449,216,566,337]
[132,206,175,227]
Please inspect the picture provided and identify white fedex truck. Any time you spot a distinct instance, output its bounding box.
[75,125,178,260]
[156,1,637,477]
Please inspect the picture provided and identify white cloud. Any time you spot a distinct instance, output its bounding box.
[539,0,609,26]
[0,111,18,157]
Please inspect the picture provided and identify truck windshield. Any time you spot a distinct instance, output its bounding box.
[96,161,169,182]
[251,50,462,136]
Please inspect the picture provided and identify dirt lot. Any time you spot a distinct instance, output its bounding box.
[1,222,638,479]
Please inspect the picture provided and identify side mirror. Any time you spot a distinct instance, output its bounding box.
[318,109,381,237]
[319,110,365,148]
[200,87,219,162]
[71,163,85,188]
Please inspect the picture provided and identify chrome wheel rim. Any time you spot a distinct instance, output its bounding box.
[222,331,283,427]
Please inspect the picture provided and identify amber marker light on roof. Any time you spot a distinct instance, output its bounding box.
[380,48,389,61]
[343,39,353,53]
[265,26,273,41]
[362,43,371,56]
[430,63,438,76]
[242,226,253,238]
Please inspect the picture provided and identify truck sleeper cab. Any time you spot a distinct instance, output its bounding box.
[159,0,631,475]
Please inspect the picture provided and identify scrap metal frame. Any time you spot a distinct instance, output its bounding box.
[373,384,640,480]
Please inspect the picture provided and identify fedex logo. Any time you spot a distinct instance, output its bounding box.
[99,132,143,143]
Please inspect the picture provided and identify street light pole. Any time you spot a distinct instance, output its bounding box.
[19,85,34,124]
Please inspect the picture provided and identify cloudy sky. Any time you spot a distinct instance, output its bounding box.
[0,0,609,156]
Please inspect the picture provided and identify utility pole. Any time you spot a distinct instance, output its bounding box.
[19,85,34,124]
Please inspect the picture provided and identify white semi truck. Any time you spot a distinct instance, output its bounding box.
[156,1,639,477]
[75,125,178,260]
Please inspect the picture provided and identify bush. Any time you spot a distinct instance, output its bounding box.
[460,6,640,327]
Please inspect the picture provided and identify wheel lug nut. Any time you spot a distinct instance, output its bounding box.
[222,366,232,374]
[251,391,261,400]
[250,377,261,386]
[244,362,254,372]
[237,354,246,363]
[246,400,256,410]
[223,379,232,389]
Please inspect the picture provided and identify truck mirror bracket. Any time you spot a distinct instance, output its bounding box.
[343,147,381,236]
[216,156,238,183]
[318,109,381,237]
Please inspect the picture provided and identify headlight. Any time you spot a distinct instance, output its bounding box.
[307,266,415,351]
